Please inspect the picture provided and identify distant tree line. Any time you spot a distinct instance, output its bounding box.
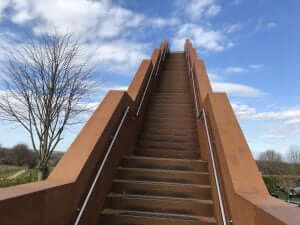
[0,144,63,169]
[257,146,300,176]
[257,146,300,194]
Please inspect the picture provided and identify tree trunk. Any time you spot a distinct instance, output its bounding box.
[37,166,49,180]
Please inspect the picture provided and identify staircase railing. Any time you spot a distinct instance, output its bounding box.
[201,108,229,225]
[185,39,300,225]
[0,40,169,225]
[185,42,229,225]
[136,42,169,116]
[185,44,200,118]
[74,106,130,225]
[73,41,169,225]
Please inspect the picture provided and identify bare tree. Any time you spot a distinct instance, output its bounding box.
[257,150,286,175]
[0,33,94,179]
[258,149,282,162]
[287,145,300,164]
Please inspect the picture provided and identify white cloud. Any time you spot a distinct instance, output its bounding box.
[1,1,172,75]
[8,0,177,39]
[231,103,300,124]
[232,103,300,143]
[223,64,263,74]
[173,23,227,51]
[207,72,222,81]
[149,17,179,28]
[98,84,128,93]
[0,0,9,21]
[231,103,257,119]
[249,64,263,70]
[176,0,221,21]
[205,4,221,17]
[83,40,148,74]
[262,135,285,141]
[224,24,242,33]
[224,66,248,74]
[256,19,278,31]
[212,82,265,97]
[11,0,106,35]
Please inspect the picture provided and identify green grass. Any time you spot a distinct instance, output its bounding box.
[0,168,38,188]
[0,165,56,188]
[0,165,24,178]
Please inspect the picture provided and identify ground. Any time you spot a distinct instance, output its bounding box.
[0,164,38,188]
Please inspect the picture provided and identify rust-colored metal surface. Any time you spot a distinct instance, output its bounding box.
[0,39,299,225]
[185,39,300,225]
[0,41,169,225]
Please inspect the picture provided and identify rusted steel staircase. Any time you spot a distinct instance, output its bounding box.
[100,53,216,224]
[0,40,299,225]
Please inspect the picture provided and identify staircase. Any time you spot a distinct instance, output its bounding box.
[100,53,217,225]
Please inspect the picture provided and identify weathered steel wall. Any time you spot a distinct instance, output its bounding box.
[0,41,169,225]
[185,39,300,225]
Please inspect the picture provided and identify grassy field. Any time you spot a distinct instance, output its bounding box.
[0,164,57,188]
[0,165,38,188]
[0,165,25,178]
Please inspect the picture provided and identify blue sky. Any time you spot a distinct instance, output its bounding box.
[0,0,299,159]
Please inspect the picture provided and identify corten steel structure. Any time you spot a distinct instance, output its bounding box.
[0,40,299,225]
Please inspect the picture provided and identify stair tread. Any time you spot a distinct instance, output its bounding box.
[108,193,213,204]
[113,179,211,188]
[102,209,216,223]
[99,52,217,225]
[135,148,200,159]
[118,166,208,175]
[136,147,200,153]
[123,155,206,163]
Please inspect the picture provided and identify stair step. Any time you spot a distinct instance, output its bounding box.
[152,93,191,97]
[138,139,199,150]
[160,70,187,75]
[150,100,193,105]
[117,167,209,185]
[143,126,197,133]
[111,179,212,199]
[106,193,214,217]
[142,127,197,137]
[135,148,200,159]
[101,209,216,225]
[121,156,207,171]
[163,67,187,71]
[143,122,196,131]
[146,111,195,118]
[144,116,196,123]
[164,61,186,66]
[148,102,193,107]
[139,133,198,143]
[158,79,189,85]
[144,118,196,127]
[147,111,194,118]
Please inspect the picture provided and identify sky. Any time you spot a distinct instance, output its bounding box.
[0,0,299,159]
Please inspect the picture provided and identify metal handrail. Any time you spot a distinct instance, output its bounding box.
[74,106,130,225]
[136,44,168,116]
[185,46,200,118]
[201,109,228,225]
[74,43,166,224]
[154,44,165,78]
[185,43,229,225]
